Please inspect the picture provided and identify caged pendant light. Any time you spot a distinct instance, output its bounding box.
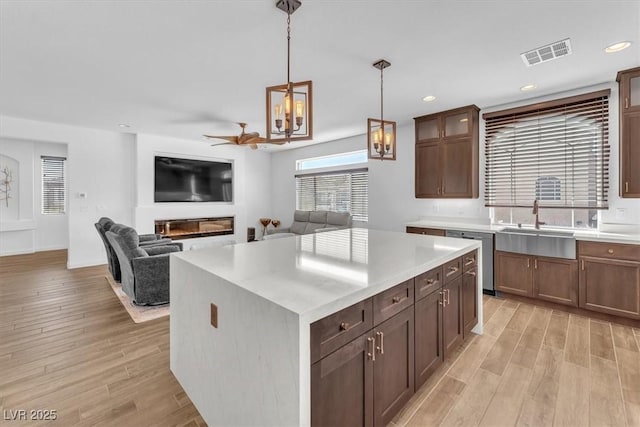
[266,0,313,143]
[368,59,396,160]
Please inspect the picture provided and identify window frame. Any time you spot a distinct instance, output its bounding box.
[41,155,67,215]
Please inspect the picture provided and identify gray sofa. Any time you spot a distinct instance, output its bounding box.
[106,224,182,305]
[272,210,352,235]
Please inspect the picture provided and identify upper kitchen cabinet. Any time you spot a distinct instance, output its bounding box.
[617,66,640,198]
[414,105,479,198]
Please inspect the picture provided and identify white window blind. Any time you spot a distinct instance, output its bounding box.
[295,169,368,222]
[484,90,610,209]
[41,156,66,215]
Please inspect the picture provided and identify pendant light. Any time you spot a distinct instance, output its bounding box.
[266,0,313,143]
[368,59,396,160]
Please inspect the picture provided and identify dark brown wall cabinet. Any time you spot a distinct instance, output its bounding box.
[311,250,479,426]
[495,251,578,307]
[578,241,640,320]
[406,226,446,237]
[617,67,640,198]
[414,105,480,199]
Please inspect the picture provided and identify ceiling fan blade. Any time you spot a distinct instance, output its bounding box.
[264,139,287,145]
[209,142,234,147]
[203,135,239,143]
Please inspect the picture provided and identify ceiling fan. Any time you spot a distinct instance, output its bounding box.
[204,123,284,150]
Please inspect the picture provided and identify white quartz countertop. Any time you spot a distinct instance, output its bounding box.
[406,219,640,245]
[173,228,480,323]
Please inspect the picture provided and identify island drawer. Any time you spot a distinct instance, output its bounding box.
[578,241,640,262]
[444,257,463,283]
[373,279,415,325]
[463,250,477,271]
[415,267,443,301]
[311,299,373,364]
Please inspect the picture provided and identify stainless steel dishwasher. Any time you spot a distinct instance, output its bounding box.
[445,229,495,295]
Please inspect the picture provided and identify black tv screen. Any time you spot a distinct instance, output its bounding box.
[154,156,233,202]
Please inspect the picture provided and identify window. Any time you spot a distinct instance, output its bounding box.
[296,169,368,222]
[296,150,367,171]
[41,156,66,215]
[485,90,610,228]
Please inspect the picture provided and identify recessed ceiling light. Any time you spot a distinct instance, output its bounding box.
[520,84,537,92]
[118,123,130,128]
[605,41,632,53]
[422,95,436,102]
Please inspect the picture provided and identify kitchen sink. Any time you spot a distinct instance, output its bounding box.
[496,227,576,259]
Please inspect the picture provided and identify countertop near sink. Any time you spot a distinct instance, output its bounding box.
[406,219,640,245]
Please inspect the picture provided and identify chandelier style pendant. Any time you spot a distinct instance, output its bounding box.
[368,59,396,160]
[266,0,313,143]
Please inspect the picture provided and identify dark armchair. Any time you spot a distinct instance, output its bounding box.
[106,224,182,305]
[95,217,179,282]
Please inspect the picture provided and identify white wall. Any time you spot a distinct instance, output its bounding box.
[134,134,271,248]
[0,116,135,267]
[272,82,640,233]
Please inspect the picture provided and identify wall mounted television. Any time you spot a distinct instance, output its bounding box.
[154,156,233,203]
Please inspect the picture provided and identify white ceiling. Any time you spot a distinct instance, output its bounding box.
[1,1,639,150]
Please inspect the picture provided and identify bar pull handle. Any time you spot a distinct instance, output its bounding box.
[527,258,530,268]
[626,97,629,109]
[581,259,585,271]
[534,259,538,269]
[376,331,384,354]
[367,336,376,361]
[439,291,444,306]
[465,270,477,276]
[625,182,629,193]
[464,257,475,266]
[426,278,435,285]
[392,296,402,304]
[447,266,459,276]
[339,322,349,331]
[445,288,451,305]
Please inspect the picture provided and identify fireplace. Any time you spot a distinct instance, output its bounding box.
[154,217,234,240]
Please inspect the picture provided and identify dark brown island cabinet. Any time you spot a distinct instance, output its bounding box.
[617,66,640,198]
[414,105,480,199]
[579,241,640,320]
[494,251,578,307]
[310,250,478,426]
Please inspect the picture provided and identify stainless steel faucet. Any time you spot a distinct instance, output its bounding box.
[532,200,546,229]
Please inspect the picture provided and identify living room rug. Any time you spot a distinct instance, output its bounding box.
[105,276,170,323]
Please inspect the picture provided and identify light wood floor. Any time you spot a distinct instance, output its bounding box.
[0,250,204,426]
[2,250,640,426]
[393,295,640,427]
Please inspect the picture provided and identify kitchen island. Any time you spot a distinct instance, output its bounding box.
[170,228,482,426]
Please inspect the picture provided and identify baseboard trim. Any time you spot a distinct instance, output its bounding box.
[67,259,108,270]
[0,248,36,257]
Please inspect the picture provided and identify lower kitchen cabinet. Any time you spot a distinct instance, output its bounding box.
[495,251,533,296]
[311,307,414,427]
[414,289,443,389]
[311,332,373,427]
[579,256,640,319]
[443,276,463,358]
[373,306,414,427]
[462,266,478,336]
[533,257,578,307]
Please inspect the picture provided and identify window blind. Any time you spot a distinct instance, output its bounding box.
[41,156,66,215]
[295,168,368,222]
[484,90,610,209]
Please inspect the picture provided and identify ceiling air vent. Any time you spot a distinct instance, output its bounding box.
[521,38,572,67]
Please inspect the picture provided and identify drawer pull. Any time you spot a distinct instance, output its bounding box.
[607,249,614,254]
[447,266,459,276]
[465,270,477,276]
[392,296,402,304]
[464,257,475,266]
[339,322,349,331]
[426,278,435,285]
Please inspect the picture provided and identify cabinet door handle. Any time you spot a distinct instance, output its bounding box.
[534,259,538,269]
[581,259,585,271]
[527,258,530,268]
[625,182,629,193]
[445,288,450,305]
[376,331,384,354]
[367,336,376,361]
[626,97,629,109]
[439,291,444,306]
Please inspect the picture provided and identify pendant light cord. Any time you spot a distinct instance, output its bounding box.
[287,12,291,85]
[380,66,384,123]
